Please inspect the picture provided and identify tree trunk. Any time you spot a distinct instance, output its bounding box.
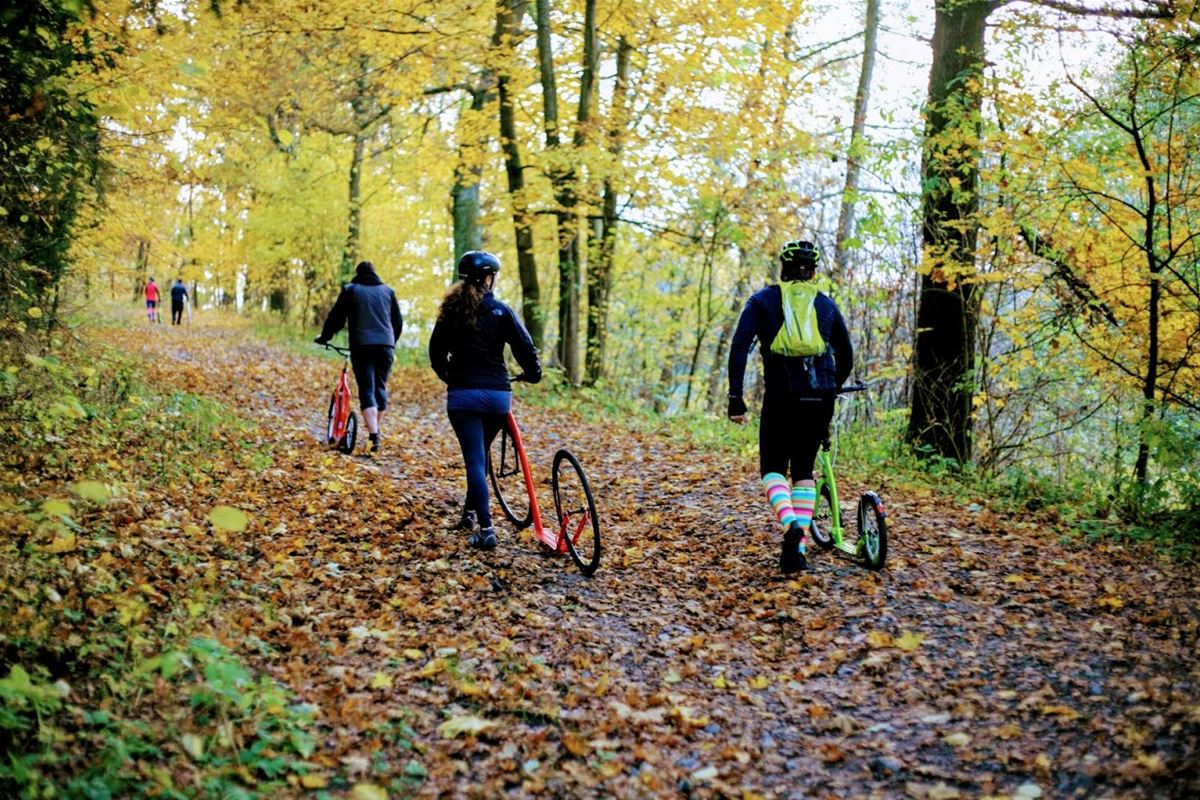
[684,218,721,410]
[1134,118,1161,485]
[708,251,753,413]
[495,1,544,349]
[133,238,149,301]
[343,132,366,282]
[584,35,631,386]
[451,88,489,269]
[833,0,880,282]
[535,0,595,384]
[907,0,991,463]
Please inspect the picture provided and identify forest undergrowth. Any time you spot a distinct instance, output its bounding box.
[0,314,1196,799]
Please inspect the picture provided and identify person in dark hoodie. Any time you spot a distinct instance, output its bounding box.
[315,261,404,453]
[429,251,541,551]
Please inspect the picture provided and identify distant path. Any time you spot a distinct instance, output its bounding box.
[112,320,1198,798]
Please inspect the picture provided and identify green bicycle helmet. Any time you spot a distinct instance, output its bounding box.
[780,240,820,269]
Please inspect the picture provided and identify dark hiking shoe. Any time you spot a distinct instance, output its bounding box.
[780,523,808,574]
[469,527,497,551]
[455,508,478,532]
[368,433,380,453]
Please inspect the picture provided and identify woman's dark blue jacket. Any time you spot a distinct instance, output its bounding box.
[429,293,542,391]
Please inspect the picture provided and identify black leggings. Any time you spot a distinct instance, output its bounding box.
[350,346,394,411]
[759,394,835,481]
[448,410,507,528]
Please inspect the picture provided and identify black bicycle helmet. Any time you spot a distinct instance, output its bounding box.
[457,250,501,283]
[780,240,820,269]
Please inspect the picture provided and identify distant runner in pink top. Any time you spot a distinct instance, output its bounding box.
[145,277,160,323]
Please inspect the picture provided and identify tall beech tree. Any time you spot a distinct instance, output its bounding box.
[909,0,1183,463]
[833,0,881,283]
[584,35,632,386]
[495,0,545,350]
[534,0,599,384]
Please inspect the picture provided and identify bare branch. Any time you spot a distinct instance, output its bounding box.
[1027,0,1178,20]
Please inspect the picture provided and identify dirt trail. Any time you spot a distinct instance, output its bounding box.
[119,322,1197,798]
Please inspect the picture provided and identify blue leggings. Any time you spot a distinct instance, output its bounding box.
[350,346,394,411]
[449,410,507,528]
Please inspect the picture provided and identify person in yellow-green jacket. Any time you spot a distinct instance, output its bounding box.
[727,240,854,573]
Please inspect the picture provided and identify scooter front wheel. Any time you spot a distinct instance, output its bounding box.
[856,492,887,570]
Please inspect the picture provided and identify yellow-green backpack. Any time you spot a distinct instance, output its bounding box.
[769,281,826,357]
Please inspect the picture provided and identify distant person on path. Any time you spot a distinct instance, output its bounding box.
[314,260,404,453]
[429,251,541,551]
[170,279,189,325]
[727,240,853,573]
[144,277,159,323]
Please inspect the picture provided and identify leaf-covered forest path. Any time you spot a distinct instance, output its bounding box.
[112,321,1197,798]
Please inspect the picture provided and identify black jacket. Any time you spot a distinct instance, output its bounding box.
[429,293,542,391]
[728,283,853,399]
[319,272,403,349]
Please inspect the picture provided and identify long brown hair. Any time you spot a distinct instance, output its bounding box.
[437,279,487,331]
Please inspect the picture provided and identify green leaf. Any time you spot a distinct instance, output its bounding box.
[437,714,495,739]
[42,498,72,517]
[73,481,110,503]
[289,729,315,758]
[350,784,388,800]
[181,732,205,760]
[208,505,249,532]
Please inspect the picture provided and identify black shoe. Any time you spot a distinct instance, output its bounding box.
[369,434,380,453]
[469,527,497,551]
[780,523,808,574]
[455,508,478,532]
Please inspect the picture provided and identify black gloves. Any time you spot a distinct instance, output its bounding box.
[728,395,747,418]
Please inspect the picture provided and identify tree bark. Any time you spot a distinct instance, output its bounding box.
[907,0,991,463]
[452,88,489,268]
[535,0,595,384]
[342,131,365,281]
[833,0,880,282]
[585,35,631,386]
[495,0,544,349]
[1132,105,1160,485]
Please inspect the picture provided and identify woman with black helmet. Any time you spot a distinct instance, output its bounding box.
[727,240,854,573]
[429,251,542,550]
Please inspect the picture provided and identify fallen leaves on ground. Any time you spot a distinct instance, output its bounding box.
[0,317,1196,798]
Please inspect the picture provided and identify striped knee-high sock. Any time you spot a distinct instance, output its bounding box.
[762,473,797,531]
[792,484,817,534]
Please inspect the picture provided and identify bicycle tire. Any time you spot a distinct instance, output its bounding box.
[325,393,338,444]
[488,425,533,529]
[809,483,836,550]
[338,411,357,454]
[856,492,887,570]
[552,449,600,576]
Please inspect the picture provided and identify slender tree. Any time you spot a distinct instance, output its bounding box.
[584,35,632,386]
[833,0,880,283]
[495,0,545,349]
